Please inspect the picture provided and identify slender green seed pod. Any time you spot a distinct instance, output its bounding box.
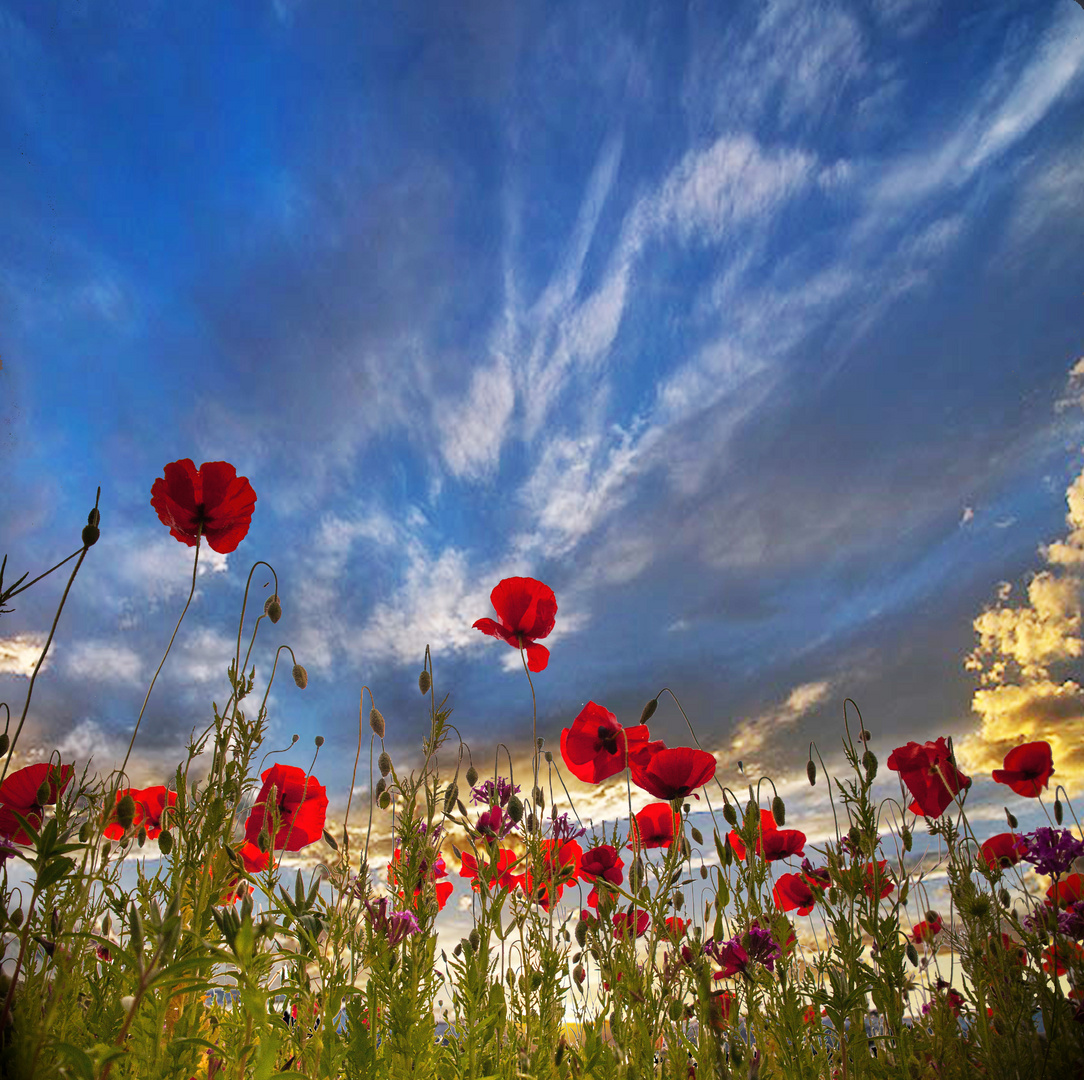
[370,708,386,739]
[640,698,658,725]
[465,766,478,788]
[102,912,111,936]
[292,664,308,689]
[36,781,51,807]
[862,750,878,781]
[807,759,817,786]
[691,826,704,845]
[444,783,459,814]
[906,943,919,967]
[772,796,785,826]
[532,786,544,812]
[264,596,282,623]
[378,751,392,777]
[419,670,431,695]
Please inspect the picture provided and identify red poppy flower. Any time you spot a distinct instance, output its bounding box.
[458,847,519,892]
[992,741,1055,798]
[863,860,895,900]
[1043,940,1084,976]
[0,762,74,845]
[519,838,582,910]
[221,844,269,904]
[612,908,650,940]
[390,847,454,912]
[629,803,682,849]
[1047,872,1083,909]
[472,577,557,672]
[803,1005,826,1025]
[560,702,653,784]
[911,914,943,944]
[773,873,817,916]
[630,746,717,801]
[104,785,178,841]
[664,916,689,939]
[579,843,624,907]
[709,991,736,1032]
[980,832,1026,871]
[243,764,328,852]
[886,738,971,818]
[728,809,805,863]
[150,459,257,554]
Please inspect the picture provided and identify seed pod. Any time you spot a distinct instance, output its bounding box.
[507,794,523,823]
[772,796,785,826]
[137,827,146,848]
[465,766,478,788]
[378,751,392,777]
[532,787,544,812]
[36,781,51,807]
[375,778,386,797]
[87,507,101,528]
[1005,808,1018,830]
[315,735,324,747]
[699,865,708,880]
[158,830,173,855]
[862,750,878,781]
[573,964,585,987]
[906,943,919,967]
[901,826,912,852]
[115,794,137,831]
[444,783,459,815]
[575,920,588,948]
[673,890,684,910]
[292,664,308,689]
[544,751,553,764]
[102,912,111,936]
[722,802,738,827]
[807,759,817,786]
[690,826,704,845]
[79,822,92,843]
[419,670,432,695]
[370,708,386,739]
[456,799,468,817]
[378,792,391,810]
[999,888,1011,908]
[81,524,100,547]
[640,698,658,725]
[264,595,282,623]
[258,830,270,853]
[1055,799,1064,825]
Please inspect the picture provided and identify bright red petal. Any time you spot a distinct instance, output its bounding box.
[489,577,557,641]
[523,641,550,672]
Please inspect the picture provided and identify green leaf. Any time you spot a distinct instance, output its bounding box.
[35,855,75,892]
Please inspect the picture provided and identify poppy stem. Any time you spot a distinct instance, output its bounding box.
[519,645,539,815]
[118,528,202,783]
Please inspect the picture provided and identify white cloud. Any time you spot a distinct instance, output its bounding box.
[438,354,516,479]
[0,633,47,676]
[66,641,143,684]
[960,507,974,526]
[727,680,832,772]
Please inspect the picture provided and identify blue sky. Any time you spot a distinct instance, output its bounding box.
[2,0,1084,841]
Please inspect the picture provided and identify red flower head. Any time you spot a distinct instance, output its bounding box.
[728,809,806,863]
[1043,940,1084,977]
[629,803,682,849]
[104,785,178,841]
[560,702,653,784]
[519,838,582,910]
[612,908,650,940]
[709,990,736,1032]
[992,741,1054,798]
[579,843,624,907]
[630,746,717,801]
[980,832,1026,872]
[886,738,971,819]
[459,847,519,892]
[472,577,557,673]
[1047,872,1083,909]
[391,847,454,912]
[0,763,74,845]
[863,860,895,900]
[911,914,943,944]
[773,872,817,916]
[151,459,257,554]
[243,764,328,852]
[664,916,689,939]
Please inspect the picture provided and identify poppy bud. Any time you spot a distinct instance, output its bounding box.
[370,708,386,739]
[674,890,684,910]
[375,778,386,797]
[999,888,1011,908]
[1005,808,1018,830]
[258,830,270,853]
[575,920,588,947]
[722,802,738,827]
[699,866,708,880]
[691,826,704,845]
[456,799,468,817]
[34,780,51,807]
[79,822,92,843]
[264,596,282,623]
[532,787,544,812]
[378,751,392,777]
[0,733,8,756]
[506,794,523,823]
[82,524,100,547]
[102,912,111,936]
[925,909,939,924]
[468,928,480,952]
[444,783,459,815]
[466,766,478,788]
[315,736,324,747]
[807,759,817,786]
[526,813,536,832]
[115,794,136,830]
[640,698,658,725]
[901,826,912,852]
[453,943,462,957]
[137,827,146,847]
[292,664,308,689]
[860,730,872,742]
[862,751,877,781]
[969,895,990,918]
[906,943,919,967]
[87,507,101,528]
[771,796,785,826]
[544,751,553,764]
[1055,799,1064,825]
[378,792,391,810]
[573,964,585,987]
[158,830,173,855]
[419,670,431,695]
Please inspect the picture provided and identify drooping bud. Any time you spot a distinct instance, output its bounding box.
[506,794,524,823]
[640,698,658,725]
[699,865,708,880]
[158,830,173,855]
[291,664,308,689]
[115,794,137,831]
[575,920,588,948]
[102,912,111,936]
[264,595,282,623]
[418,670,432,695]
[378,751,392,777]
[690,826,704,845]
[375,778,386,797]
[258,830,270,853]
[806,759,817,786]
[81,524,100,547]
[444,783,459,815]
[544,751,553,764]
[969,895,991,918]
[906,943,919,967]
[468,928,480,951]
[862,750,878,782]
[36,781,51,807]
[1055,799,1064,825]
[0,733,9,757]
[573,964,585,987]
[465,766,478,788]
[771,796,785,826]
[370,708,386,739]
[1005,808,1018,830]
[378,792,391,810]
[532,786,544,812]
[673,890,684,910]
[79,821,92,843]
[722,802,738,827]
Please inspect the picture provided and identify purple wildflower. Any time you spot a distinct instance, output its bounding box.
[476,804,514,841]
[1058,900,1084,942]
[386,910,421,946]
[548,810,586,841]
[470,777,520,807]
[1020,827,1084,877]
[744,926,783,972]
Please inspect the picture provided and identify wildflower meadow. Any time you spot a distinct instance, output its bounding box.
[0,457,1082,1080]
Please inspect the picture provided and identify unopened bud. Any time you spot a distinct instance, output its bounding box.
[264,596,282,623]
[1005,808,1018,830]
[468,928,480,951]
[901,826,912,852]
[115,794,136,830]
[771,796,785,826]
[544,751,553,763]
[532,787,544,812]
[862,750,878,781]
[258,830,270,853]
[375,778,386,797]
[292,664,308,689]
[378,751,392,777]
[35,781,51,807]
[506,794,524,823]
[81,524,100,547]
[315,736,324,747]
[691,826,704,845]
[573,964,585,987]
[444,783,459,814]
[722,802,737,827]
[370,708,386,739]
[669,1000,683,1023]
[79,822,92,843]
[1055,799,1064,825]
[158,830,173,855]
[674,890,684,910]
[999,888,1011,908]
[640,698,658,725]
[699,866,708,880]
[807,759,817,786]
[0,733,9,757]
[87,508,101,528]
[418,670,431,695]
[465,766,478,787]
[906,943,919,967]
[575,920,588,948]
[102,913,111,936]
[378,792,391,810]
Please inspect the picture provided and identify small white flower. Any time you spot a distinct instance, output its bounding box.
[120,995,136,1012]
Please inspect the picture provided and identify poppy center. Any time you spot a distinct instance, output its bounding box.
[596,726,619,755]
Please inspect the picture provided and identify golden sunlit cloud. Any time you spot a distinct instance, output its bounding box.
[0,633,48,676]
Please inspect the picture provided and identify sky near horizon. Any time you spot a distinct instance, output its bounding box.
[2,0,1084,857]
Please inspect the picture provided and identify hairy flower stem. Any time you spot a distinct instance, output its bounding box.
[519,644,539,820]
